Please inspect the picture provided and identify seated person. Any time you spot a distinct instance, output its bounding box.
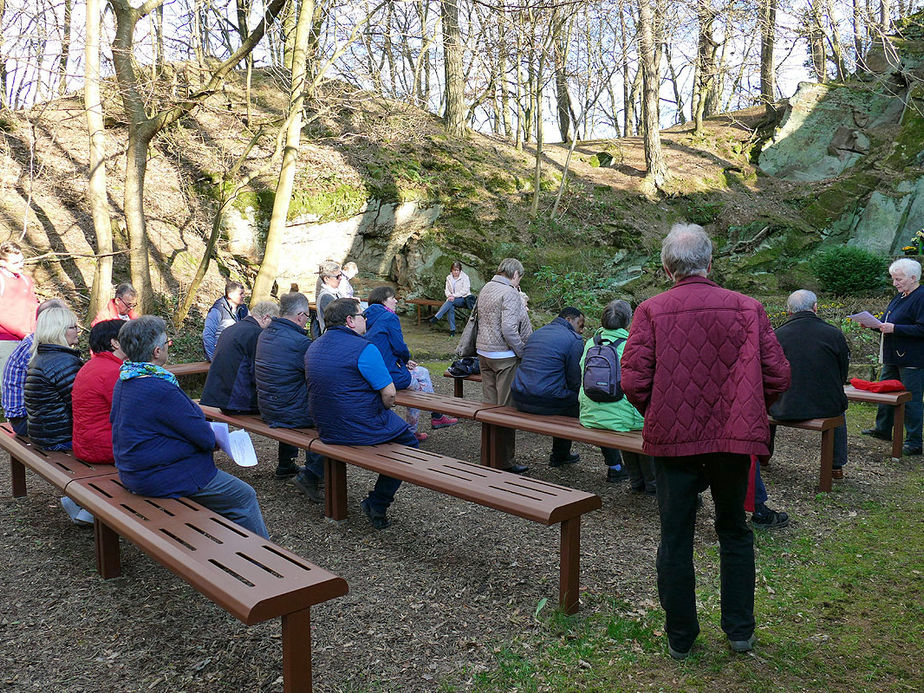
[314,261,345,334]
[429,261,475,336]
[202,280,248,361]
[364,286,458,441]
[2,299,67,436]
[72,320,126,465]
[511,307,585,467]
[578,300,654,491]
[254,292,325,499]
[24,305,88,525]
[112,316,268,538]
[91,282,139,326]
[306,298,418,529]
[201,300,278,414]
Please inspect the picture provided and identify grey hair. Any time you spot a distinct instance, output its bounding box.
[279,292,309,317]
[787,289,817,313]
[118,316,167,363]
[889,258,922,281]
[601,299,633,330]
[661,223,712,279]
[114,282,136,299]
[318,260,342,280]
[250,299,279,319]
[496,257,524,279]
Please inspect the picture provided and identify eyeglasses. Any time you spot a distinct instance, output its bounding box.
[116,296,137,310]
[158,338,173,348]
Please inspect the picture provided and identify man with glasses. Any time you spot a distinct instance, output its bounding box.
[91,282,140,326]
[305,298,417,529]
[0,241,39,400]
[254,292,325,500]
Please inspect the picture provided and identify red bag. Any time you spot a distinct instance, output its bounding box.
[849,378,907,393]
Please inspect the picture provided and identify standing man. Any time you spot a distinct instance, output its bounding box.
[0,241,39,399]
[203,280,248,361]
[91,282,140,326]
[621,223,790,659]
[306,298,418,529]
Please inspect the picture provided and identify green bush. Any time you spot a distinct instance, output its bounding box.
[810,246,887,295]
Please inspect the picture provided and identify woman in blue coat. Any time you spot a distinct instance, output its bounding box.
[364,286,458,441]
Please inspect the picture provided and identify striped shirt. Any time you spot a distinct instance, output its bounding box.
[2,333,33,418]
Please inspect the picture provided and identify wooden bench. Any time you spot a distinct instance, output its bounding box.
[199,405,601,614]
[166,361,211,377]
[844,385,910,460]
[1,423,347,693]
[406,298,444,325]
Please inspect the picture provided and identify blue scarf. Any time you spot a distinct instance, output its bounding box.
[119,361,179,388]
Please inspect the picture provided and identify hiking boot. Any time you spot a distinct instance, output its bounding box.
[606,465,628,482]
[414,431,429,442]
[502,463,530,475]
[291,472,324,503]
[360,498,390,529]
[902,444,922,455]
[431,415,459,429]
[668,642,692,660]
[831,467,844,480]
[427,316,437,327]
[274,463,301,480]
[729,634,756,653]
[861,428,891,441]
[549,453,580,468]
[751,505,789,529]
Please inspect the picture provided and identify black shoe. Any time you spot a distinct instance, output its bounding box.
[668,642,692,660]
[549,453,580,468]
[751,505,789,529]
[449,331,456,337]
[902,444,923,455]
[861,428,891,441]
[729,634,756,653]
[360,498,390,529]
[428,316,437,327]
[274,463,301,480]
[291,473,324,503]
[607,465,629,482]
[502,463,530,475]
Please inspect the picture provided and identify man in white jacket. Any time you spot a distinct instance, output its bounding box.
[429,261,474,336]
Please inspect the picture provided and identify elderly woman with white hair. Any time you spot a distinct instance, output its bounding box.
[861,257,924,455]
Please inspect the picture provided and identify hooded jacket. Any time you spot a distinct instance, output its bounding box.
[363,303,411,389]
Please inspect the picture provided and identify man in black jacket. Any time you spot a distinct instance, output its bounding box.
[763,289,850,522]
[510,307,585,467]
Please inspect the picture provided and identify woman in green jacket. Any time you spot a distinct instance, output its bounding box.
[579,299,656,494]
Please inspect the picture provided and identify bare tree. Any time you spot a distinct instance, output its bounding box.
[638,0,666,189]
[760,0,777,103]
[441,0,465,136]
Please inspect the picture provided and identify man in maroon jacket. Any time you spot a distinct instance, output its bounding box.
[621,223,790,660]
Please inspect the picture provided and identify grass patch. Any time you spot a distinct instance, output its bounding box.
[463,475,924,692]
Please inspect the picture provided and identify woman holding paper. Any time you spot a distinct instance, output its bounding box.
[862,258,924,455]
[111,315,269,537]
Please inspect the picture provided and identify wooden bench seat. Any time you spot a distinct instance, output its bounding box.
[166,361,211,377]
[405,297,444,325]
[199,405,601,614]
[1,423,347,693]
[844,385,910,460]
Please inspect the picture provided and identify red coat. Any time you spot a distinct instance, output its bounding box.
[621,276,791,457]
[71,350,123,464]
[0,269,37,340]
[91,298,139,327]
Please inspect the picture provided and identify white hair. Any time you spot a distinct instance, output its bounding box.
[787,289,817,313]
[889,258,921,281]
[661,223,712,279]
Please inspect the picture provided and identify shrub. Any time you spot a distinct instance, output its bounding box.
[810,246,887,295]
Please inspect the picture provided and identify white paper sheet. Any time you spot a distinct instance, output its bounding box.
[848,311,883,329]
[210,422,258,467]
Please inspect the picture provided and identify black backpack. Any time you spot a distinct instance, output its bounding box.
[582,334,626,403]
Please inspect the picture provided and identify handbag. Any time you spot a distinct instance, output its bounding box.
[455,301,479,358]
[447,356,480,377]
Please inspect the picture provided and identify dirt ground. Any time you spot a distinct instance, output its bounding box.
[0,371,913,692]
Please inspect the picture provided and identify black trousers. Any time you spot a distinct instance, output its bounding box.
[654,452,755,651]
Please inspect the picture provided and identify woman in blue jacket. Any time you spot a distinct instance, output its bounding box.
[112,315,268,537]
[364,286,458,441]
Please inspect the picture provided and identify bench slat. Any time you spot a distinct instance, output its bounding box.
[165,361,211,377]
[66,475,348,625]
[394,390,501,419]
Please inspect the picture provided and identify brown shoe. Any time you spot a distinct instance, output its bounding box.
[831,467,844,480]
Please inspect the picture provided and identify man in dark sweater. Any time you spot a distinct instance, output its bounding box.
[769,289,850,489]
[510,307,585,467]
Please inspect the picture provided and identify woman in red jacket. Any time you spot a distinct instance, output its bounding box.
[72,320,125,464]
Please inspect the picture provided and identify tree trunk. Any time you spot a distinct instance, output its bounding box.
[57,0,72,95]
[0,0,7,108]
[692,2,718,134]
[84,0,113,321]
[638,0,666,189]
[760,0,777,104]
[530,50,545,218]
[441,0,465,136]
[553,12,572,142]
[251,0,316,301]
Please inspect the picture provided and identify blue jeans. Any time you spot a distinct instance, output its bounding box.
[364,428,418,514]
[875,364,924,448]
[654,453,754,651]
[433,297,468,332]
[188,469,269,538]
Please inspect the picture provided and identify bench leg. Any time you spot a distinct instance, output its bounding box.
[10,456,26,497]
[818,428,834,493]
[324,457,348,521]
[892,403,905,460]
[480,423,507,469]
[453,378,463,398]
[559,518,581,615]
[282,608,312,693]
[95,520,122,579]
